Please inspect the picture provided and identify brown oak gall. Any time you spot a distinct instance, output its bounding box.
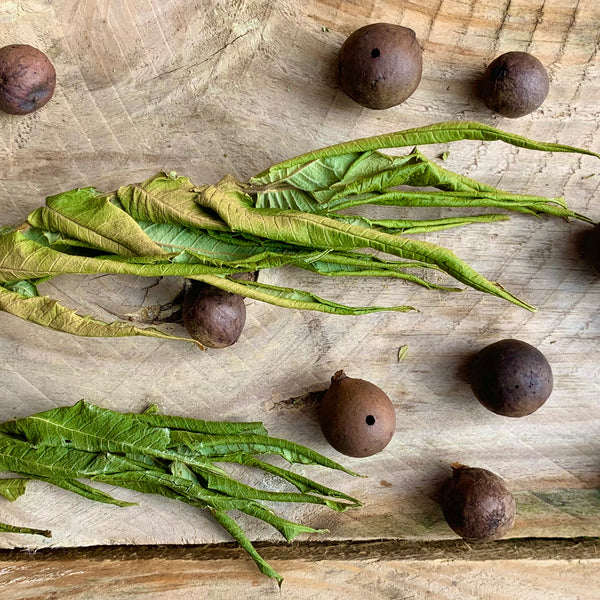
[319,370,396,457]
[442,464,516,542]
[338,23,422,110]
[0,44,56,115]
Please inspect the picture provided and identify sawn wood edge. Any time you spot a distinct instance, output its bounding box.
[1,537,599,563]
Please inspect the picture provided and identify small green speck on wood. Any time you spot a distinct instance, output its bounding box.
[397,345,409,361]
[0,121,597,344]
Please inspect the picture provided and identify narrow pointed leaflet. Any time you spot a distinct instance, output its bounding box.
[0,401,361,584]
[0,121,597,342]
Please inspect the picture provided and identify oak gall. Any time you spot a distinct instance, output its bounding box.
[318,370,396,457]
[469,339,553,417]
[0,44,56,115]
[480,51,549,118]
[442,464,516,543]
[337,23,422,110]
[182,282,246,348]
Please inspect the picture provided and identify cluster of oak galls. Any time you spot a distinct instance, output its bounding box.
[335,24,551,542]
[0,24,551,117]
[318,339,552,543]
[337,22,550,118]
[0,30,594,546]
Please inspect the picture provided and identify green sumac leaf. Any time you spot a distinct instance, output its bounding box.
[0,400,172,454]
[0,478,29,501]
[117,173,228,231]
[3,279,40,298]
[93,469,257,511]
[211,509,284,584]
[323,149,589,222]
[0,401,361,585]
[0,520,51,537]
[20,227,84,253]
[251,151,361,192]
[140,223,431,288]
[36,477,136,507]
[254,186,322,212]
[328,151,511,202]
[329,160,436,200]
[338,150,416,185]
[220,454,361,505]
[303,257,460,291]
[251,150,418,211]
[198,179,534,311]
[20,227,61,246]
[27,188,164,257]
[325,188,581,221]
[196,273,414,314]
[132,411,267,436]
[0,230,250,284]
[0,402,227,478]
[191,466,357,510]
[0,285,200,346]
[329,213,509,234]
[263,121,600,173]
[0,433,122,480]
[239,502,328,541]
[170,461,200,483]
[138,222,319,271]
[0,121,595,344]
[172,431,359,476]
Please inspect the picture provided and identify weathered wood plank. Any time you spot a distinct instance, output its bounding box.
[1,540,599,599]
[0,0,599,554]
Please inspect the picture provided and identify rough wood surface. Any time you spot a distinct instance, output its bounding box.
[0,0,599,568]
[1,539,599,599]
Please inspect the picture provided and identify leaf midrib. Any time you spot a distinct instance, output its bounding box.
[24,414,153,451]
[40,205,147,257]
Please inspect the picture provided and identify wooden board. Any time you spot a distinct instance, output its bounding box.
[1,540,599,600]
[1,0,599,593]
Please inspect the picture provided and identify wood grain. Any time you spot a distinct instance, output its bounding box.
[0,0,599,562]
[1,540,599,599]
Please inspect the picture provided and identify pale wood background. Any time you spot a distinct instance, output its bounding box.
[0,0,599,596]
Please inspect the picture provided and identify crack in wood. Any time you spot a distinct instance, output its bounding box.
[1,537,599,563]
[150,30,252,81]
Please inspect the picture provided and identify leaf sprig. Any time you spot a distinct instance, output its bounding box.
[0,121,597,345]
[0,400,361,584]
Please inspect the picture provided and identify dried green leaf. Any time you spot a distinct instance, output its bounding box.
[198,178,535,311]
[196,274,415,314]
[0,121,596,343]
[261,121,600,174]
[0,478,29,501]
[117,172,228,231]
[27,188,165,257]
[0,285,200,346]
[0,520,51,537]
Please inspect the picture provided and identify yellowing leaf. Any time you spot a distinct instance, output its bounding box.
[0,285,201,346]
[28,188,165,257]
[117,173,228,231]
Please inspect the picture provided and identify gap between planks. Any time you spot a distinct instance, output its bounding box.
[1,536,599,563]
